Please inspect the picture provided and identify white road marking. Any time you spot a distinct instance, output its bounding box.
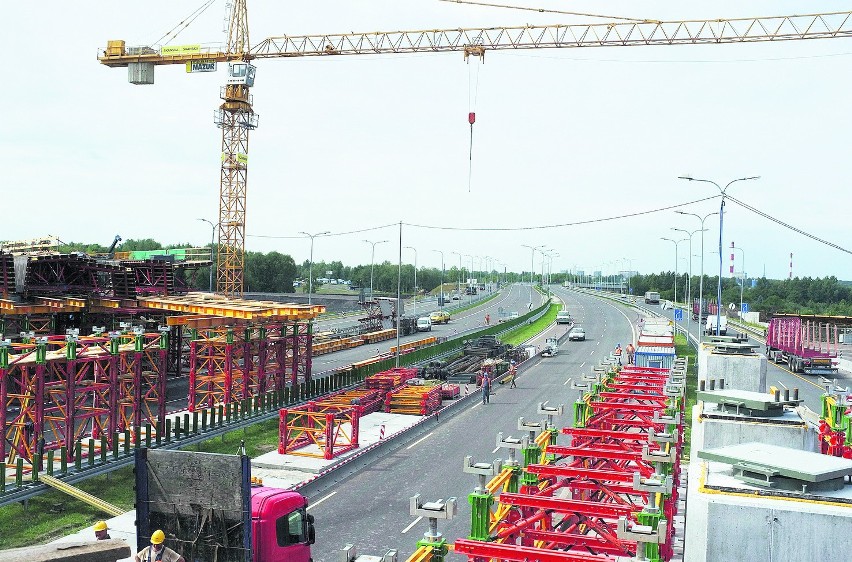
[590,351,595,356]
[402,516,423,534]
[492,446,500,454]
[308,491,337,510]
[580,362,585,368]
[596,341,600,346]
[406,432,435,450]
[564,377,572,386]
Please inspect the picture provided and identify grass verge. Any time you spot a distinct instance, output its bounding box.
[0,418,280,549]
[503,303,561,347]
[675,333,698,461]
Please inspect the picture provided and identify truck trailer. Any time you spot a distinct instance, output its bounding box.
[644,291,660,304]
[765,315,839,375]
[135,449,315,562]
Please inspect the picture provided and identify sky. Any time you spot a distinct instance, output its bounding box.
[3,1,852,280]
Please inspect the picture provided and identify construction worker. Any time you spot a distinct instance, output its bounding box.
[626,343,635,365]
[485,313,491,325]
[614,344,623,365]
[481,370,491,405]
[135,530,184,562]
[507,361,517,389]
[94,520,110,541]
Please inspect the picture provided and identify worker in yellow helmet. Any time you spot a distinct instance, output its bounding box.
[135,529,185,562]
[94,520,110,540]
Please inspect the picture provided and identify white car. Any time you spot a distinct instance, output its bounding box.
[416,317,432,332]
[568,326,586,341]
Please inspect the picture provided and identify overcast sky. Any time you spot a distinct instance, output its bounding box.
[4,1,851,280]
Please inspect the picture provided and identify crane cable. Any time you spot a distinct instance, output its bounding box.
[150,0,218,47]
[438,0,659,24]
[467,55,481,192]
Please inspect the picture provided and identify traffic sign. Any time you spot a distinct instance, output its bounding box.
[741,303,750,313]
[674,309,683,322]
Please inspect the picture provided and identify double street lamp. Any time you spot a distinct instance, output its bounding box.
[679,175,759,336]
[433,250,445,307]
[363,239,388,301]
[404,246,417,316]
[521,244,545,307]
[660,237,687,306]
[299,231,330,305]
[732,243,746,317]
[675,210,718,342]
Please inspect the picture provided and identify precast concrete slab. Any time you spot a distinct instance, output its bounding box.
[684,458,852,562]
[697,442,852,483]
[252,411,424,473]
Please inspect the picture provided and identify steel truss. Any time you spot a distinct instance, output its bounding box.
[187,321,312,411]
[1,331,167,466]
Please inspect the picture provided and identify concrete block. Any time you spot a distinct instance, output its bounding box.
[692,404,819,453]
[698,345,767,393]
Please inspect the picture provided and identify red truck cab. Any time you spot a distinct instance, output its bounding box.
[251,486,315,562]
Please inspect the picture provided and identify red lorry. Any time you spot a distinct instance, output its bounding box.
[135,449,315,562]
[765,314,838,375]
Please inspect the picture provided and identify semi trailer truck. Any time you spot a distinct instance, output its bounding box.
[765,315,839,375]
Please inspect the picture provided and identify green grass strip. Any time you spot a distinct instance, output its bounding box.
[675,333,698,461]
[502,303,561,347]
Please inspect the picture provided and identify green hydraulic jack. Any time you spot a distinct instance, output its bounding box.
[463,456,502,541]
[571,378,593,428]
[409,494,458,562]
[517,417,547,492]
[538,401,564,462]
[496,432,529,495]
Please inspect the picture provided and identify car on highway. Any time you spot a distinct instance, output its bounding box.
[568,326,586,341]
[499,311,520,323]
[430,310,451,324]
[556,310,572,324]
[416,317,432,332]
[452,293,461,300]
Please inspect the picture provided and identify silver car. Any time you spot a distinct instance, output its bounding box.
[568,326,586,341]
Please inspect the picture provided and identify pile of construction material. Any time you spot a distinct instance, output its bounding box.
[386,385,443,415]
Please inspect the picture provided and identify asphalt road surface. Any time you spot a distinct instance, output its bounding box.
[306,288,634,560]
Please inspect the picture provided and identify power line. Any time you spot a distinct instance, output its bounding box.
[247,222,398,240]
[404,195,720,231]
[727,195,852,255]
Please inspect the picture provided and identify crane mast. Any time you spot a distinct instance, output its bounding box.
[216,0,256,297]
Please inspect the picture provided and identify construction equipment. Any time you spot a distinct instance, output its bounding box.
[99,10,852,297]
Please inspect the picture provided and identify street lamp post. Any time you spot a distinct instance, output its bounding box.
[661,238,687,307]
[675,210,719,342]
[197,218,218,292]
[299,231,330,305]
[452,251,463,299]
[432,250,445,307]
[679,175,759,336]
[363,239,388,301]
[464,254,474,304]
[404,246,417,316]
[732,243,746,317]
[672,227,705,338]
[521,244,544,307]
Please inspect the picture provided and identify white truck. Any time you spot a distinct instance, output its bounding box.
[705,315,728,335]
[644,291,660,304]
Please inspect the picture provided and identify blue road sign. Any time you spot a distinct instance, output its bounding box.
[741,302,749,313]
[674,308,683,322]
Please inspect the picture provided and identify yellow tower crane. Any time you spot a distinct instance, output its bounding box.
[99,8,852,296]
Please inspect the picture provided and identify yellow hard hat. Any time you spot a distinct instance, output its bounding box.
[151,529,165,544]
[94,521,108,532]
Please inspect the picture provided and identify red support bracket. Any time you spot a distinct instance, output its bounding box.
[498,492,640,519]
[454,539,616,561]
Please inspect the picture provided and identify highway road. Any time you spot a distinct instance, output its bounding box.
[647,297,851,412]
[306,287,634,560]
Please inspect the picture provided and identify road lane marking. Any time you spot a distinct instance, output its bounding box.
[596,341,600,346]
[402,516,423,534]
[406,432,435,450]
[580,362,585,368]
[590,351,595,356]
[308,491,337,510]
[492,446,500,454]
[564,377,572,386]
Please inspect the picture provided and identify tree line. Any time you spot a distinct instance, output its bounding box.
[56,239,852,314]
